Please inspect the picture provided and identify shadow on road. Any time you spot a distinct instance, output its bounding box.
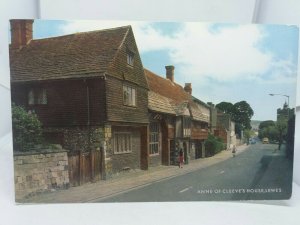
[245,153,293,200]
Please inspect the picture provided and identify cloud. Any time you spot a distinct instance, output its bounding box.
[59,21,297,84]
[171,23,273,81]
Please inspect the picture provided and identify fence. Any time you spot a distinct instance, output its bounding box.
[68,150,102,186]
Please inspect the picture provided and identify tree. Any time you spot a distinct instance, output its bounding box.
[260,125,278,141]
[258,117,288,150]
[243,129,255,144]
[276,115,288,150]
[259,120,275,130]
[258,120,276,139]
[232,101,254,130]
[217,100,254,138]
[215,102,234,116]
[12,103,43,151]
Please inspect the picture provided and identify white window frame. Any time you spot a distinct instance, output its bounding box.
[149,122,160,155]
[123,85,136,107]
[114,132,132,154]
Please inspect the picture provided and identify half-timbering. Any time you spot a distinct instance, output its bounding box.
[145,66,210,166]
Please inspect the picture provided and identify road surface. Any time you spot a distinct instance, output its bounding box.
[96,143,293,202]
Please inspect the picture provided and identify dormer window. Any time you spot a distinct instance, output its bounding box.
[127,50,134,66]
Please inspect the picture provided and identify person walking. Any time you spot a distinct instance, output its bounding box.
[178,149,184,168]
[232,145,237,157]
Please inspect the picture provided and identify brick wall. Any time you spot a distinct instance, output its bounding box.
[14,148,69,200]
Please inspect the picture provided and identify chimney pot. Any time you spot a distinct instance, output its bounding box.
[165,65,175,82]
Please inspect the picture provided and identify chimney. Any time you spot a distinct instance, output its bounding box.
[207,102,215,108]
[184,83,192,95]
[165,65,175,82]
[10,19,34,49]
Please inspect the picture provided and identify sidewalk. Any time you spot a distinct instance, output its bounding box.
[19,144,250,203]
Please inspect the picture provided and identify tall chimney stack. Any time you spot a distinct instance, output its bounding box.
[184,83,192,95]
[165,65,175,82]
[10,19,34,49]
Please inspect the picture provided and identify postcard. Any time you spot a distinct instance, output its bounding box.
[9,19,298,203]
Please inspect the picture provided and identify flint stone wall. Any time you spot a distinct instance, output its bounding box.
[14,147,69,200]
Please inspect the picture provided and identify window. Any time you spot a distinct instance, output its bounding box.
[127,51,134,66]
[123,85,136,106]
[114,133,132,154]
[28,90,34,105]
[28,88,47,105]
[183,117,191,137]
[149,123,160,155]
[37,89,47,104]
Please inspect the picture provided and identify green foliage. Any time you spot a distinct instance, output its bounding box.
[258,116,288,149]
[243,129,255,144]
[276,115,288,149]
[232,101,254,130]
[259,120,275,130]
[205,134,225,156]
[12,103,43,151]
[215,102,234,117]
[217,100,254,137]
[259,125,278,141]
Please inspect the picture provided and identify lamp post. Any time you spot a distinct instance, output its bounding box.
[269,93,290,119]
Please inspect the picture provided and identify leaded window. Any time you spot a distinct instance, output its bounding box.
[28,88,47,105]
[149,123,160,155]
[183,117,191,137]
[114,133,132,154]
[123,85,136,106]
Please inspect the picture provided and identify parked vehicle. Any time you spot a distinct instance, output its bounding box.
[262,137,269,144]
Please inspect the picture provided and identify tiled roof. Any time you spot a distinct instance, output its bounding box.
[145,68,191,116]
[174,101,190,116]
[10,26,130,82]
[189,101,210,123]
[145,68,210,122]
[148,91,176,115]
[144,68,190,104]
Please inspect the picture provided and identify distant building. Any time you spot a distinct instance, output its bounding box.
[207,103,236,149]
[277,102,294,120]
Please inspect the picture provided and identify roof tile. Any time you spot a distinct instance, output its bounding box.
[10,26,130,82]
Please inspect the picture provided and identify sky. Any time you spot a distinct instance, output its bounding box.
[32,20,299,121]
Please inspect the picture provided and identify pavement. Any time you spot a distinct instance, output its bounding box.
[19,144,250,203]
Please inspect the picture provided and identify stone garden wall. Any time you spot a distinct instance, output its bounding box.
[14,147,69,200]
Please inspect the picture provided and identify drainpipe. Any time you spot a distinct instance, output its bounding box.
[86,84,90,126]
[84,79,91,151]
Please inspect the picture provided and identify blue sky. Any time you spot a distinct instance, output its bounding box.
[32,20,298,121]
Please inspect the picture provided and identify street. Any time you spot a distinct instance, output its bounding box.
[96,143,293,202]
